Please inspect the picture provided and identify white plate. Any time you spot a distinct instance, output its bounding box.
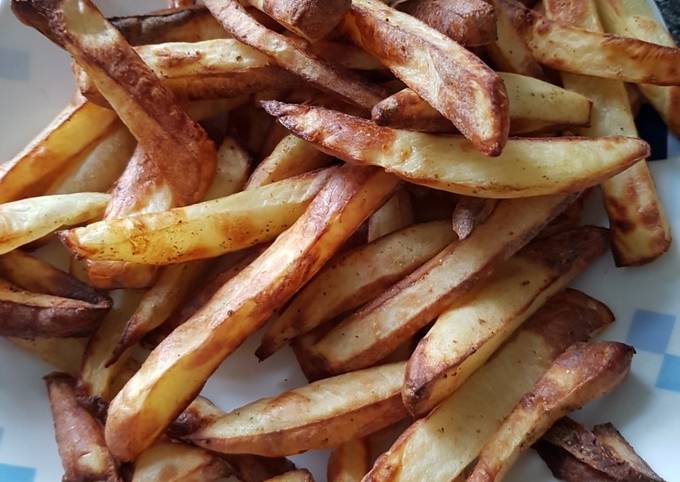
[1,1,679,481]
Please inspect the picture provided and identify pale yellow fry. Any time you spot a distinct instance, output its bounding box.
[132,441,229,482]
[203,136,251,201]
[368,189,414,242]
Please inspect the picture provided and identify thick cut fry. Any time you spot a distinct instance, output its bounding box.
[399,0,497,47]
[105,165,399,461]
[367,190,414,242]
[543,0,670,266]
[451,197,497,240]
[188,362,407,456]
[204,0,384,111]
[308,40,386,71]
[262,101,649,198]
[363,289,613,482]
[265,470,315,482]
[246,134,331,189]
[204,136,252,200]
[245,0,350,42]
[258,221,454,359]
[597,0,680,137]
[45,373,123,482]
[467,342,633,482]
[0,193,109,255]
[404,227,609,416]
[61,169,335,265]
[0,97,118,203]
[309,195,574,374]
[493,0,680,85]
[328,438,370,482]
[372,73,593,134]
[132,441,230,482]
[342,0,508,155]
[9,337,86,376]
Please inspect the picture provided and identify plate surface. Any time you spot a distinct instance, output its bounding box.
[1,1,679,481]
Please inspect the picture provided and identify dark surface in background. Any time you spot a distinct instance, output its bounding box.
[655,0,680,43]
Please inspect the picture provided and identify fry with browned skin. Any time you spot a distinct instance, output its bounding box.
[104,165,399,461]
[262,101,649,198]
[131,440,230,482]
[543,0,670,266]
[363,289,613,482]
[466,342,634,482]
[204,0,384,111]
[342,0,508,155]
[451,197,497,240]
[368,189,414,242]
[328,438,370,482]
[265,470,315,482]
[45,373,123,482]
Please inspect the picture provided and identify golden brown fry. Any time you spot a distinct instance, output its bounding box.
[328,438,370,482]
[543,0,670,266]
[467,342,633,482]
[257,221,454,359]
[132,440,230,482]
[245,0,351,42]
[187,362,407,456]
[368,189,414,242]
[246,134,331,189]
[225,455,298,482]
[105,165,399,461]
[308,40,386,71]
[0,96,118,203]
[404,227,609,416]
[372,73,593,134]
[597,0,680,138]
[9,337,86,376]
[265,470,315,482]
[262,101,649,198]
[342,0,508,155]
[493,0,680,85]
[310,196,574,375]
[204,0,385,111]
[399,0,497,47]
[61,168,335,265]
[45,373,123,482]
[451,197,497,240]
[363,289,614,482]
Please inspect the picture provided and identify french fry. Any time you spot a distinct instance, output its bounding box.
[203,135,252,200]
[105,165,399,461]
[493,0,680,85]
[0,192,109,255]
[363,289,614,482]
[8,337,86,376]
[0,96,117,203]
[131,440,230,482]
[398,0,497,47]
[308,195,574,374]
[168,0,196,8]
[45,373,123,482]
[257,220,454,359]
[597,0,680,137]
[308,40,386,71]
[244,0,351,42]
[328,438,370,482]
[451,197,497,240]
[261,101,649,198]
[543,0,670,266]
[204,0,385,111]
[246,134,331,189]
[403,227,609,416]
[466,342,634,482]
[368,189,414,242]
[265,470,315,482]
[187,362,407,456]
[371,73,593,134]
[342,0,508,155]
[60,168,335,265]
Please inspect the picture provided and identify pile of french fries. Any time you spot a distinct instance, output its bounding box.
[2,0,676,480]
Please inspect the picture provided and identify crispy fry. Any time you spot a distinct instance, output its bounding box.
[368,189,414,242]
[543,0,670,266]
[493,0,680,85]
[8,337,86,376]
[262,101,649,198]
[404,227,609,416]
[132,440,230,482]
[244,0,351,42]
[371,73,593,134]
[45,373,123,482]
[246,134,331,189]
[60,168,335,265]
[597,0,680,137]
[342,0,508,155]
[257,221,454,359]
[328,438,370,482]
[308,40,386,71]
[451,197,497,240]
[308,195,574,374]
[398,0,497,47]
[363,289,614,482]
[265,470,315,482]
[204,0,385,111]
[467,342,633,482]
[187,362,407,456]
[0,96,118,203]
[203,135,252,200]
[105,165,399,461]
[226,455,297,482]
